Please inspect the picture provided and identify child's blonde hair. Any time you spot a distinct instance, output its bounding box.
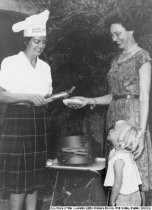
[117,120,140,151]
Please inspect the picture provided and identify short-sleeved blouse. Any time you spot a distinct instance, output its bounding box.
[0,51,52,96]
[104,150,142,194]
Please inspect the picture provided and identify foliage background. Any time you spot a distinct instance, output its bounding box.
[30,0,152,156]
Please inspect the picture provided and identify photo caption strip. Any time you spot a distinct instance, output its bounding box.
[49,207,151,210]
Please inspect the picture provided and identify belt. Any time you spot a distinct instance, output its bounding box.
[113,94,139,100]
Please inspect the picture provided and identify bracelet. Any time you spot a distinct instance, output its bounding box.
[90,104,95,110]
[90,98,98,110]
[93,98,98,105]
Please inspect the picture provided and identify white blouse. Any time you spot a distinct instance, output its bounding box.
[0,51,52,96]
[104,149,142,194]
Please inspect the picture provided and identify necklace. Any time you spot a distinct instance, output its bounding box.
[117,43,138,64]
[122,43,138,54]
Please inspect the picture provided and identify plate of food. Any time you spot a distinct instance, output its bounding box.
[63,98,84,107]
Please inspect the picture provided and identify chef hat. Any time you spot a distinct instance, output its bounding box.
[12,10,50,37]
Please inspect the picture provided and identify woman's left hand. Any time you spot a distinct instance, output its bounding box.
[133,137,145,160]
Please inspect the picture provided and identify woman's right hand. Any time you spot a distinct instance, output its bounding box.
[66,96,90,109]
[24,94,48,106]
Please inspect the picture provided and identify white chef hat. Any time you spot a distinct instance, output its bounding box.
[12,10,50,37]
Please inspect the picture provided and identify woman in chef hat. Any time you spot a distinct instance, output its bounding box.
[0,10,52,210]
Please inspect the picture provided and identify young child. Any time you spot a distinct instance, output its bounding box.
[104,120,142,206]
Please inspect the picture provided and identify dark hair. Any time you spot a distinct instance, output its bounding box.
[105,14,135,31]
[21,37,32,50]
[105,13,139,41]
[23,37,32,46]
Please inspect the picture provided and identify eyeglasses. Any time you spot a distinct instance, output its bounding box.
[33,39,48,45]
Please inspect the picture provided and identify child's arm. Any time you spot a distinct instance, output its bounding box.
[110,159,124,206]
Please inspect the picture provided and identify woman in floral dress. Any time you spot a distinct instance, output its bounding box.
[67,15,152,205]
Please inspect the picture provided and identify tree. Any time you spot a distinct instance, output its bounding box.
[32,0,152,156]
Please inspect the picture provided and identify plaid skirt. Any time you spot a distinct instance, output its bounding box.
[0,104,50,193]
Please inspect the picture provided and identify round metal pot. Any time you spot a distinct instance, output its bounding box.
[57,135,95,165]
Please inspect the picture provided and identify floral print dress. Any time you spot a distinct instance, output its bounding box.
[106,49,152,191]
